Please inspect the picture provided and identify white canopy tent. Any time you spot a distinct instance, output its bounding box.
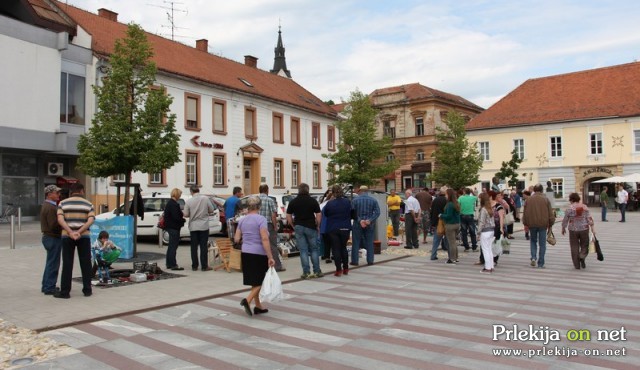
[593,176,629,183]
[622,173,640,183]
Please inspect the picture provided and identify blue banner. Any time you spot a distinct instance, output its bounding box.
[90,216,135,259]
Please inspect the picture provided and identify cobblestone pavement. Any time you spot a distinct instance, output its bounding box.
[3,212,640,369]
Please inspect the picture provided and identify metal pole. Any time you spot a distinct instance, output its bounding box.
[158,223,163,248]
[17,207,21,231]
[10,215,16,249]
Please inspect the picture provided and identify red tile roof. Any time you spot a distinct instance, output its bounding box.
[370,83,484,112]
[52,1,337,119]
[467,62,640,130]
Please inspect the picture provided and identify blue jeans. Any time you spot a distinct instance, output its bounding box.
[430,232,449,259]
[294,225,321,274]
[619,203,627,222]
[460,214,477,249]
[41,235,62,293]
[166,228,180,268]
[190,229,209,269]
[529,227,547,267]
[351,224,374,264]
[601,205,607,221]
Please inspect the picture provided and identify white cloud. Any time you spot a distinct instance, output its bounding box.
[64,0,640,108]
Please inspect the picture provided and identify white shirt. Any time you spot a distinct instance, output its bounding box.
[404,195,421,215]
[617,189,628,204]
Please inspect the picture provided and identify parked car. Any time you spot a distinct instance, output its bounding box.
[95,192,221,243]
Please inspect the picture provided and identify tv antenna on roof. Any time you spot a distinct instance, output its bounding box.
[147,1,188,41]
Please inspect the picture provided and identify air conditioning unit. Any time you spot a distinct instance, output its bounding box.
[47,162,64,176]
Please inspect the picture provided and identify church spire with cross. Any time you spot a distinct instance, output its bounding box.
[270,24,292,78]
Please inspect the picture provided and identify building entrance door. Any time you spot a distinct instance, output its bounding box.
[243,160,252,194]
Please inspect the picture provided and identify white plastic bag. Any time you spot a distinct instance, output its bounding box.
[492,237,503,257]
[259,267,283,303]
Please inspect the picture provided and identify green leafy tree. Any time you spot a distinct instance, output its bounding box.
[78,23,180,214]
[323,89,397,187]
[495,148,523,187]
[429,111,483,189]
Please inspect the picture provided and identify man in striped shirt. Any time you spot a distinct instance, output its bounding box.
[55,182,95,299]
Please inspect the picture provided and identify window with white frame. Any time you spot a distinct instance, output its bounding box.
[312,162,321,188]
[635,130,640,152]
[213,154,225,185]
[312,122,321,149]
[185,152,199,185]
[514,139,524,159]
[478,141,490,161]
[590,133,603,155]
[291,161,300,187]
[274,159,283,187]
[386,152,395,162]
[112,174,126,182]
[327,125,335,151]
[416,149,425,161]
[550,178,563,199]
[383,121,396,138]
[550,136,562,157]
[150,172,163,184]
[415,117,424,136]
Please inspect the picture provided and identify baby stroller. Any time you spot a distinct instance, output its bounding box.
[92,246,121,283]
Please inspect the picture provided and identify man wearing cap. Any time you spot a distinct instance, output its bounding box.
[351,185,381,266]
[183,185,215,271]
[40,185,62,295]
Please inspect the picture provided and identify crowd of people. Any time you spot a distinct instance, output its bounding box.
[38,179,618,316]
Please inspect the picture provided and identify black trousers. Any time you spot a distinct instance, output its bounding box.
[60,236,93,295]
[325,229,351,271]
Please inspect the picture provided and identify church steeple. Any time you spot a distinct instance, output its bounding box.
[270,25,291,78]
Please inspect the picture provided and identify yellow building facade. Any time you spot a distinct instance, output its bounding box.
[467,62,640,206]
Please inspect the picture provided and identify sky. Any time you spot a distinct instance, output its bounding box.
[62,0,640,109]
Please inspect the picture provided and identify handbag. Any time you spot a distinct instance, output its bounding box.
[504,211,515,226]
[259,267,283,303]
[437,218,446,236]
[593,233,604,261]
[501,235,511,254]
[157,214,166,229]
[546,229,556,246]
[588,237,596,254]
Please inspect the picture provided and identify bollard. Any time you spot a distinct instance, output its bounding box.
[158,226,164,248]
[10,215,16,249]
[17,207,22,232]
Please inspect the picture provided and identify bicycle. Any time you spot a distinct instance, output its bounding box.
[0,203,18,223]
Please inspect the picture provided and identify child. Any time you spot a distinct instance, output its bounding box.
[92,231,121,283]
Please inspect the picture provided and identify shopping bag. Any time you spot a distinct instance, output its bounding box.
[259,267,283,303]
[593,236,604,261]
[588,237,596,254]
[437,219,446,236]
[504,212,515,226]
[546,229,556,246]
[492,237,503,257]
[501,236,511,254]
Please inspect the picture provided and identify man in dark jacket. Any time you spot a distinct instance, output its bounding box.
[429,186,449,260]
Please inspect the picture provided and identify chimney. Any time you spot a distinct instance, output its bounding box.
[244,55,258,68]
[195,39,208,52]
[98,8,118,22]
